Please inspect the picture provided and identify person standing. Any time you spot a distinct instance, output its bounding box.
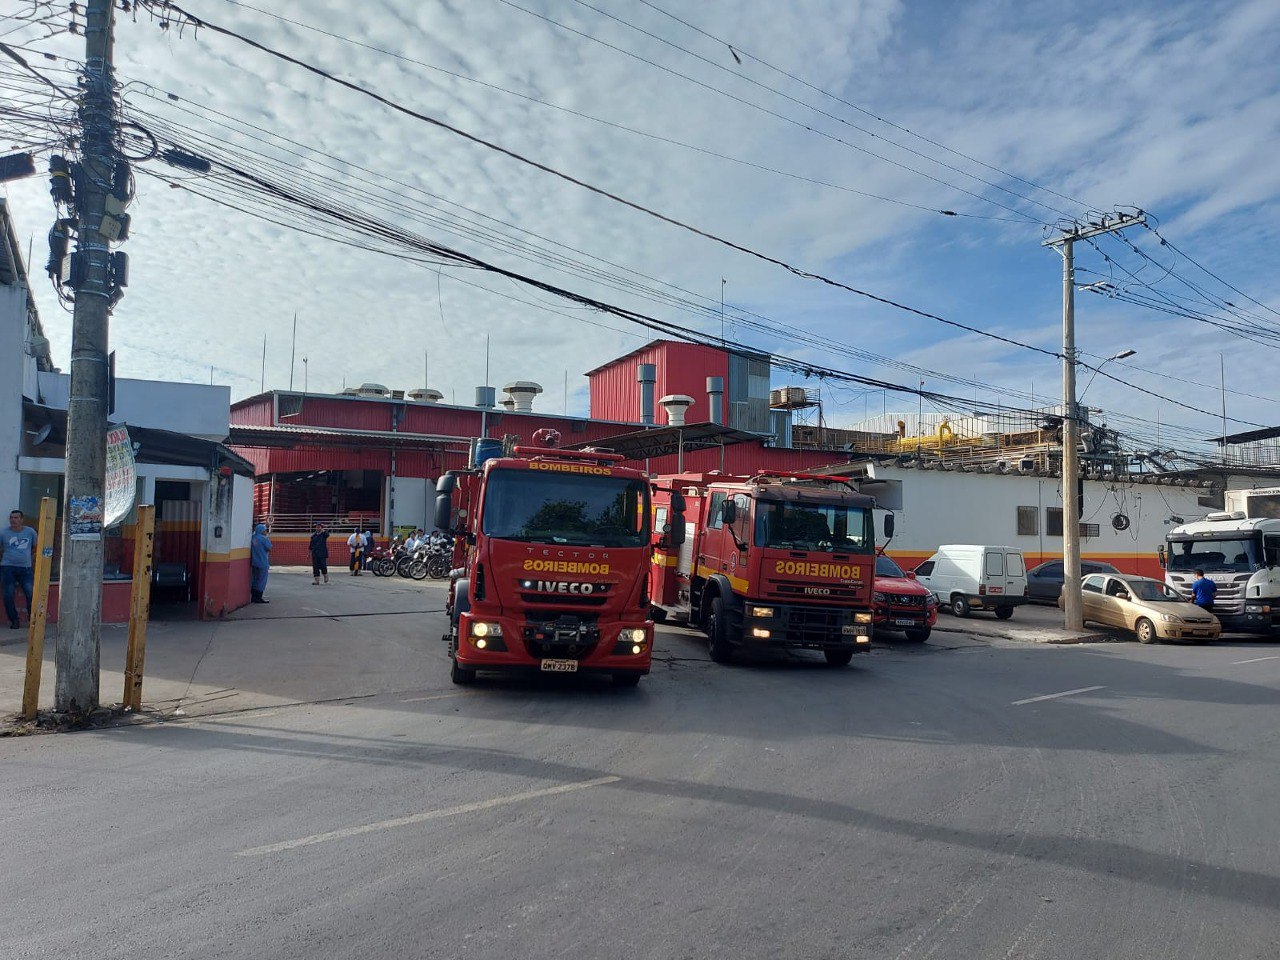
[309,522,330,585]
[1190,569,1217,612]
[250,523,272,603]
[2,509,37,629]
[347,528,364,576]
[362,528,375,572]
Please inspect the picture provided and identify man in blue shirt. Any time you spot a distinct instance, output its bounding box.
[1190,569,1217,612]
[3,509,38,629]
[250,523,272,604]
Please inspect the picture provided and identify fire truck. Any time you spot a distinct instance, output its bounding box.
[435,435,677,686]
[648,472,887,665]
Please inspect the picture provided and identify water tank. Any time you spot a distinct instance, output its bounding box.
[472,437,504,467]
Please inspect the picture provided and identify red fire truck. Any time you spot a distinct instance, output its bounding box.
[436,440,678,686]
[649,472,888,665]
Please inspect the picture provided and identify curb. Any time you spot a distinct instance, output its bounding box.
[931,624,1113,645]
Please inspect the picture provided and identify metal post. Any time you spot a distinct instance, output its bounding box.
[123,504,155,711]
[1060,238,1083,631]
[56,0,118,715]
[21,498,57,720]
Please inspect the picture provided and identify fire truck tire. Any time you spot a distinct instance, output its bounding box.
[612,672,642,687]
[951,596,972,618]
[449,638,476,684]
[707,597,735,664]
[649,605,667,623]
[824,649,854,666]
[904,627,930,642]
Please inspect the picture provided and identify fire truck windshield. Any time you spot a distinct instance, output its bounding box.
[754,500,873,553]
[481,468,650,547]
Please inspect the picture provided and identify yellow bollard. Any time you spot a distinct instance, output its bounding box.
[122,504,156,712]
[21,497,57,721]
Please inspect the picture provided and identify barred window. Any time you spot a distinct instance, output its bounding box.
[1016,506,1038,536]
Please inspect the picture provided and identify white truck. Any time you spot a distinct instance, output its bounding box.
[1161,488,1280,634]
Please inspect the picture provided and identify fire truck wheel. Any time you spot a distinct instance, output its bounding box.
[612,672,642,688]
[824,649,854,666]
[649,605,667,624]
[449,637,476,684]
[951,596,972,618]
[707,597,735,664]
[904,627,930,642]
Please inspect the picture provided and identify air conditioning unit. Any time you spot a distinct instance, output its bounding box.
[1018,457,1037,474]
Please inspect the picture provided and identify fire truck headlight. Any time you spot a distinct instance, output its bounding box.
[751,627,771,638]
[750,606,774,618]
[471,621,503,638]
[854,612,873,624]
[621,628,647,644]
[631,644,643,655]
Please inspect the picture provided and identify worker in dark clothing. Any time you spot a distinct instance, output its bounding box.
[309,522,330,585]
[1190,569,1217,612]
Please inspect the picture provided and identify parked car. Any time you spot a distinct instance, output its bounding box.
[914,544,1028,619]
[1026,559,1120,603]
[873,554,937,642]
[1059,572,1220,643]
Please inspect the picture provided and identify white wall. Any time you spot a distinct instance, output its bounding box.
[867,466,1212,566]
[388,476,430,533]
[36,372,231,441]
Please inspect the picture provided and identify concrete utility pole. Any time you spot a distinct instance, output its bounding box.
[1044,211,1146,631]
[56,0,122,714]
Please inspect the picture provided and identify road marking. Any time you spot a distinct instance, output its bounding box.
[237,776,621,856]
[1233,656,1280,664]
[1011,685,1105,706]
[399,693,465,703]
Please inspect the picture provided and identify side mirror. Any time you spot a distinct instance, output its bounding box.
[883,512,895,540]
[906,570,917,580]
[436,473,458,494]
[433,491,453,533]
[668,514,686,547]
[720,499,737,525]
[670,490,687,513]
[1156,544,1167,569]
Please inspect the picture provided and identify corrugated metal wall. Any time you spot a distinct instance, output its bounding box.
[590,342,729,425]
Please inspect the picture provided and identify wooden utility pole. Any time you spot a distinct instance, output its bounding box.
[57,0,124,715]
[21,498,57,720]
[122,504,156,711]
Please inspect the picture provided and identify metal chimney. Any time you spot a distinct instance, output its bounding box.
[637,363,656,425]
[706,376,725,425]
[660,394,695,427]
[502,380,543,413]
[474,385,496,409]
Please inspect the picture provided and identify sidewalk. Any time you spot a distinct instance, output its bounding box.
[1,567,449,732]
[931,603,1113,645]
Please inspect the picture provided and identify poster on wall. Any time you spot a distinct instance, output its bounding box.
[68,495,103,541]
[104,425,137,529]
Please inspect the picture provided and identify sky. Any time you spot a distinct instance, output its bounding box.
[3,0,1278,456]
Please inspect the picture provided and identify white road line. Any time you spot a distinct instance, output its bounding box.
[1011,685,1106,706]
[1233,656,1280,664]
[399,693,465,703]
[237,776,621,857]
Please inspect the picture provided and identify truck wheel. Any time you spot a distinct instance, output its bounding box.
[951,596,971,618]
[994,606,1014,620]
[649,605,668,624]
[707,597,734,664]
[1135,618,1159,645]
[904,627,930,642]
[824,649,854,666]
[612,673,642,688]
[449,635,476,684]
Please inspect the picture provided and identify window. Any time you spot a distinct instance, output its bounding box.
[1016,506,1038,536]
[915,560,935,577]
[1082,574,1106,593]
[708,492,726,530]
[875,555,906,578]
[985,552,1004,577]
[1080,523,1101,539]
[1039,562,1064,577]
[1105,579,1130,598]
[1046,507,1063,537]
[480,469,649,547]
[1007,553,1025,576]
[754,499,873,553]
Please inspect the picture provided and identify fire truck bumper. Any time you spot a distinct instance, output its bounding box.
[455,612,653,676]
[741,603,873,652]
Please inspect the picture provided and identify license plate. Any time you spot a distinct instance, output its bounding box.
[894,618,918,627]
[989,586,1004,594]
[841,625,869,636]
[540,658,578,673]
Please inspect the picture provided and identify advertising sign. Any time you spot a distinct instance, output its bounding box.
[104,425,137,529]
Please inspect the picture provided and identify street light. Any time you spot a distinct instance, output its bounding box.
[1079,348,1136,402]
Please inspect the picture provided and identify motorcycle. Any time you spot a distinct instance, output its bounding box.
[369,538,401,578]
[425,538,454,580]
[396,544,429,580]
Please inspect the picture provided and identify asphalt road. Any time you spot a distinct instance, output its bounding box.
[4,613,1279,960]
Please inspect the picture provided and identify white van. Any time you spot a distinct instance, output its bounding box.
[913,545,1028,619]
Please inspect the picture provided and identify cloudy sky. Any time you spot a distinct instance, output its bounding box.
[3,0,1278,453]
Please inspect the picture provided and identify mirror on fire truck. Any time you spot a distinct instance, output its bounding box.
[721,498,737,525]
[884,512,895,540]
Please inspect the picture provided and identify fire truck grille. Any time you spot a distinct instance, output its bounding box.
[522,615,601,659]
[771,582,864,602]
[518,593,608,607]
[778,605,856,643]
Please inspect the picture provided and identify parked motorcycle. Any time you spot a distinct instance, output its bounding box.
[425,538,454,579]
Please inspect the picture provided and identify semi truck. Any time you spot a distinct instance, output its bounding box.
[1161,489,1280,634]
[649,471,885,666]
[435,435,677,685]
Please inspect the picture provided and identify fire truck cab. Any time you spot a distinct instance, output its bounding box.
[436,442,673,686]
[650,472,885,666]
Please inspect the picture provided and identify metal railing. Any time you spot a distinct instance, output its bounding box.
[256,512,382,534]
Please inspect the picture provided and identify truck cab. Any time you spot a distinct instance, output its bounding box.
[650,472,882,666]
[1162,511,1280,633]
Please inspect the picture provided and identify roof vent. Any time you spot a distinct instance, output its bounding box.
[407,387,444,403]
[502,380,543,412]
[355,382,389,398]
[660,394,695,427]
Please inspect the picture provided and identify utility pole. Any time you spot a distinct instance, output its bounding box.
[55,0,123,715]
[1044,211,1145,631]
[289,312,297,391]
